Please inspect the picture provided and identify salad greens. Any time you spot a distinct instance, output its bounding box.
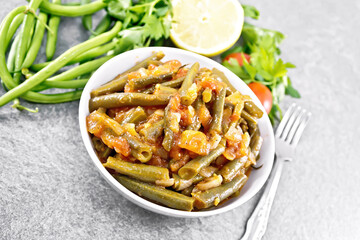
[222,4,300,123]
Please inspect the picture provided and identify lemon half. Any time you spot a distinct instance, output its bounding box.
[170,0,244,57]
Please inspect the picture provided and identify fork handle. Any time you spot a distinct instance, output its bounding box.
[240,157,288,240]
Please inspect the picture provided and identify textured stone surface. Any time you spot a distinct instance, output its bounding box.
[1,0,360,239]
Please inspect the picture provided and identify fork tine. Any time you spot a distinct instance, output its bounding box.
[286,109,306,143]
[291,112,311,146]
[280,105,301,140]
[275,103,296,138]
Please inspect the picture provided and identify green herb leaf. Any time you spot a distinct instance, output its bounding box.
[242,4,260,19]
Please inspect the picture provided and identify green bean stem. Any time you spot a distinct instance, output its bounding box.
[22,12,48,69]
[114,175,194,211]
[40,0,107,17]
[0,21,122,107]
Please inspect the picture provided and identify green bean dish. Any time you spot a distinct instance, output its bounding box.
[86,51,264,211]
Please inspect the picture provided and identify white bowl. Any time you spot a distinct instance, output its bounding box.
[79,47,275,218]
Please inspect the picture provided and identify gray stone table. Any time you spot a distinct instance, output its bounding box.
[1,0,359,239]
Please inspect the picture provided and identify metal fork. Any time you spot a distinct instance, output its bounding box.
[241,103,311,240]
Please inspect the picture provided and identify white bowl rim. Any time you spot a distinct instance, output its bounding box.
[79,46,275,218]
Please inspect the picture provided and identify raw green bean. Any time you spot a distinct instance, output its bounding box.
[179,62,199,105]
[46,0,61,61]
[139,119,164,143]
[244,101,264,118]
[162,103,174,152]
[178,142,226,180]
[39,78,88,89]
[120,106,147,124]
[241,110,257,124]
[81,0,93,32]
[128,72,173,90]
[0,6,83,104]
[219,157,248,183]
[90,14,112,38]
[89,93,171,112]
[193,173,248,209]
[14,0,42,84]
[0,21,122,107]
[114,175,194,211]
[7,34,20,73]
[103,157,169,182]
[30,40,118,71]
[40,0,107,17]
[22,12,48,68]
[209,87,226,134]
[5,13,24,50]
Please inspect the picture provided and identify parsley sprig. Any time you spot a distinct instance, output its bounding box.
[222,4,300,123]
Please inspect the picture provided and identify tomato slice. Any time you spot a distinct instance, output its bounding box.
[223,52,251,66]
[247,82,273,114]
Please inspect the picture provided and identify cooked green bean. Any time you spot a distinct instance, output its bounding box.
[153,84,177,95]
[120,106,147,124]
[178,142,225,180]
[209,87,226,134]
[90,14,112,38]
[139,119,164,143]
[193,173,248,209]
[219,157,248,183]
[244,101,264,118]
[173,174,193,191]
[40,0,107,17]
[179,62,199,105]
[128,72,173,90]
[186,96,202,131]
[104,157,169,182]
[212,67,236,93]
[89,93,171,112]
[13,0,42,84]
[250,131,263,159]
[241,110,257,124]
[114,175,194,211]
[46,0,61,61]
[81,0,93,32]
[122,133,153,163]
[161,76,185,88]
[5,13,24,50]
[22,12,48,68]
[0,22,122,107]
[162,103,174,152]
[123,51,165,75]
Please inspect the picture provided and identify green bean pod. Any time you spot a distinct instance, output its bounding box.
[193,173,248,209]
[81,0,93,32]
[244,101,264,118]
[6,34,20,73]
[0,21,122,107]
[250,131,263,159]
[161,76,185,88]
[219,157,248,183]
[39,78,88,90]
[31,40,118,71]
[13,0,42,84]
[211,67,236,93]
[104,157,169,182]
[186,96,202,131]
[89,93,171,112]
[22,12,48,69]
[40,0,107,17]
[90,14,112,38]
[120,107,147,124]
[128,72,173,90]
[209,87,226,134]
[153,84,178,95]
[46,0,61,61]
[123,133,153,163]
[241,110,257,124]
[179,62,199,105]
[122,51,165,75]
[178,142,226,180]
[5,13,24,50]
[162,103,174,152]
[114,175,194,211]
[139,119,164,143]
